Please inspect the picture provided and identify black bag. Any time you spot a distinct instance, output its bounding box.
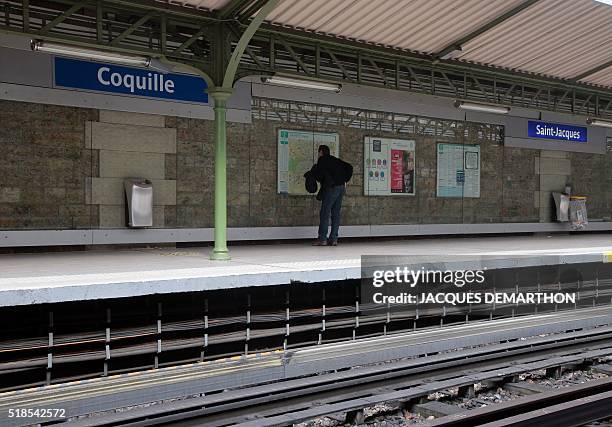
[341,159,353,182]
[304,167,318,194]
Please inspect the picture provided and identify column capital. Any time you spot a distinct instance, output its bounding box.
[208,87,234,104]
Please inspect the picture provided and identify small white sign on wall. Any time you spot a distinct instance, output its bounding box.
[436,143,480,198]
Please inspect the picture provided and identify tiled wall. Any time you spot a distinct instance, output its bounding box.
[85,110,177,228]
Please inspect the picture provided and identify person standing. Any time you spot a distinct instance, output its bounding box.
[311,145,353,246]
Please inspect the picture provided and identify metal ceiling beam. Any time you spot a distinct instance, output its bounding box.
[109,10,154,46]
[222,0,278,88]
[217,0,255,20]
[238,0,270,22]
[242,27,612,118]
[434,0,541,60]
[2,0,611,113]
[172,26,207,55]
[95,0,218,21]
[1,0,218,71]
[227,23,265,69]
[251,23,612,98]
[39,0,87,34]
[572,59,612,82]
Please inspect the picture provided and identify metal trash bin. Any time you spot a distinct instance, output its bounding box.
[124,179,153,227]
[569,196,588,230]
[552,192,570,222]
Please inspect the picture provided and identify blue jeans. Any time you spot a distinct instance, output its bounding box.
[318,185,345,243]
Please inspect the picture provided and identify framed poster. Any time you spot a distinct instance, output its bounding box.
[364,137,416,196]
[436,143,480,198]
[277,129,339,195]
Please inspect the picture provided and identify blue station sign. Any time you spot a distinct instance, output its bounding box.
[527,120,587,143]
[54,57,208,103]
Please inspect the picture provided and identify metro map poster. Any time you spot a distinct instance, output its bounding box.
[364,137,415,196]
[436,143,480,198]
[277,129,339,195]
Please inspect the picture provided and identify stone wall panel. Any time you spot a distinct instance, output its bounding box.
[1,99,609,233]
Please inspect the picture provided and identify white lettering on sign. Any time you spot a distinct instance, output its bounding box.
[535,124,582,141]
[96,67,176,94]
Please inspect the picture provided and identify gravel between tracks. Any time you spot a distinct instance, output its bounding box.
[297,360,612,427]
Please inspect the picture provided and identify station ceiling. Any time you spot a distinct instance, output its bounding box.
[166,0,612,90]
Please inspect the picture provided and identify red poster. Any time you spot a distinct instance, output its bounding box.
[391,150,403,192]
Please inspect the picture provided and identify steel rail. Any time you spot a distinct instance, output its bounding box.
[206,347,612,427]
[2,307,612,426]
[3,307,612,407]
[480,390,612,427]
[42,327,612,426]
[427,377,612,427]
[2,301,609,388]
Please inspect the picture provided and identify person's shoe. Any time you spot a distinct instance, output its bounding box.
[328,240,338,246]
[312,240,327,246]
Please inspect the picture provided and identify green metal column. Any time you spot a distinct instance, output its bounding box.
[210,88,233,260]
[208,0,280,261]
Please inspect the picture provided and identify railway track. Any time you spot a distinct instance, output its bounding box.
[426,377,612,426]
[2,259,610,392]
[1,306,612,427]
[63,329,612,426]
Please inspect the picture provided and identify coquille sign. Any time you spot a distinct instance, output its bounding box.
[53,57,208,103]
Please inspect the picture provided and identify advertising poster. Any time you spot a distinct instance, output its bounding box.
[364,137,415,196]
[277,129,339,195]
[436,143,480,198]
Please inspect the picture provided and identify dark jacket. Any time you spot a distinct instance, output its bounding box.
[313,154,353,187]
[311,154,353,200]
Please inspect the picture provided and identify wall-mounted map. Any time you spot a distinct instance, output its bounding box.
[277,129,339,195]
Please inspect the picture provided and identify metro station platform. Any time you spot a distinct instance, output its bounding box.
[1,234,611,307]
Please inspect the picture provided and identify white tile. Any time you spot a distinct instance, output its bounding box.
[99,150,165,179]
[91,122,176,153]
[99,110,165,127]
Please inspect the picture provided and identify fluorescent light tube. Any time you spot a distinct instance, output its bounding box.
[586,117,612,128]
[454,100,510,114]
[262,76,342,93]
[148,58,174,73]
[31,40,151,67]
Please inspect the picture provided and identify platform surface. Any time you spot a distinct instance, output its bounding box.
[0,234,611,306]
